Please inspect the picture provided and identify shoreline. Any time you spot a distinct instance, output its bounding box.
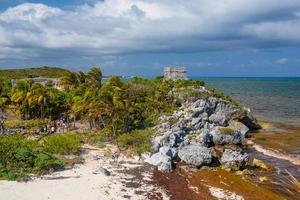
[251,119,300,160]
[1,119,299,200]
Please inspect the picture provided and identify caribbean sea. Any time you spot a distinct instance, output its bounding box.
[192,77,300,127]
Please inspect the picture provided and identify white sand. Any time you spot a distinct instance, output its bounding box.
[0,145,169,200]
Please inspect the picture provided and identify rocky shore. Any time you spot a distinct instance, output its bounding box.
[145,87,261,173]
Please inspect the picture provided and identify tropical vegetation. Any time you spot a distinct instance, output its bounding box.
[1,66,240,180]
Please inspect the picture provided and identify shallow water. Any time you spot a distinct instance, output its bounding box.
[195,77,300,126]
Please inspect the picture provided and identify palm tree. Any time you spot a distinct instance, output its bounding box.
[61,72,79,90]
[30,83,48,119]
[11,80,32,120]
[87,66,102,87]
[0,80,10,113]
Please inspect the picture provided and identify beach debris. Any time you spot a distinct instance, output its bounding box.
[253,158,273,171]
[209,186,244,200]
[259,176,269,183]
[93,167,111,176]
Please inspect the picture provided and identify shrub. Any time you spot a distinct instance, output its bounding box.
[41,133,81,155]
[34,152,63,173]
[177,87,209,102]
[117,128,153,155]
[0,135,63,180]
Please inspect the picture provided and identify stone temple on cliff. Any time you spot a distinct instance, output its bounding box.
[164,67,188,80]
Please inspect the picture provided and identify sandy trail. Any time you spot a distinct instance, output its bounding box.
[0,145,169,200]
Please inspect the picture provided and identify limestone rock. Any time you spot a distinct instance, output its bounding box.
[178,145,216,167]
[220,149,250,170]
[145,152,173,172]
[229,120,250,137]
[159,146,178,159]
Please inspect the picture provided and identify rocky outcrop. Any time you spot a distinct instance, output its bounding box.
[178,145,216,167]
[147,91,260,172]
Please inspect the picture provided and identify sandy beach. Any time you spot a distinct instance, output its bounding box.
[0,144,169,200]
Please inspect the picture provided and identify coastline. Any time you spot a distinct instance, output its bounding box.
[0,119,299,200]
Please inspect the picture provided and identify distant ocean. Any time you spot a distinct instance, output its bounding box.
[192,77,300,126]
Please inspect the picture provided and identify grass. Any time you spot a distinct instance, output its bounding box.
[41,133,81,155]
[117,128,154,155]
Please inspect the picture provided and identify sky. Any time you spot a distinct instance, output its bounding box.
[0,0,300,77]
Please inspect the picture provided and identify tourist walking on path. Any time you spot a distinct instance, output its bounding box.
[0,116,6,134]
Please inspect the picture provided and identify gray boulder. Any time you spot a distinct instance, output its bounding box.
[163,133,179,147]
[203,133,214,147]
[209,113,228,126]
[240,114,262,130]
[220,149,250,170]
[178,145,216,167]
[229,120,249,137]
[191,117,201,126]
[191,99,206,109]
[210,127,244,145]
[159,146,178,159]
[145,152,173,172]
[191,107,205,118]
[204,97,218,115]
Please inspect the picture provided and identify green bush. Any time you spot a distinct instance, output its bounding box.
[34,153,63,172]
[0,135,63,180]
[117,128,153,155]
[41,133,81,155]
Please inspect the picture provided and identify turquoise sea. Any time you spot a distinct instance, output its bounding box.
[192,77,300,127]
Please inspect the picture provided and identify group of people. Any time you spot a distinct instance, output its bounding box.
[41,118,68,134]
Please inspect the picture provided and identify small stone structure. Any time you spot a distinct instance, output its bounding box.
[164,67,188,80]
[11,77,62,90]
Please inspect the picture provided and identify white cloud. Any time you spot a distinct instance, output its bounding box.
[0,0,300,61]
[242,20,300,42]
[276,58,288,64]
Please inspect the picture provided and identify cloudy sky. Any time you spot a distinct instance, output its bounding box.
[0,0,300,76]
